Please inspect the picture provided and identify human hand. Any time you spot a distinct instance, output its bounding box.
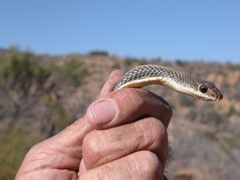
[15,70,172,180]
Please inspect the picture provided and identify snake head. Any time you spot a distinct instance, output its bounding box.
[192,78,223,101]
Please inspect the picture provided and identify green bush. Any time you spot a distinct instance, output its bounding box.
[51,59,89,87]
[179,95,196,107]
[226,106,237,117]
[88,50,108,56]
[0,47,51,95]
[175,59,188,67]
[186,109,198,121]
[219,133,240,164]
[123,57,134,66]
[0,121,44,180]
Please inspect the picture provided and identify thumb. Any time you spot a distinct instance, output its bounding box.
[47,70,124,149]
[54,70,124,147]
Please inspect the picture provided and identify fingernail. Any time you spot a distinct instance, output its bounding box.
[88,100,116,125]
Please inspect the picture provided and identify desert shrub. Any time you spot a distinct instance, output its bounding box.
[123,57,147,67]
[219,133,240,164]
[200,130,218,141]
[204,110,226,127]
[186,105,226,127]
[175,59,188,67]
[123,58,133,66]
[0,47,51,95]
[226,106,236,117]
[112,62,121,69]
[51,59,89,87]
[88,50,108,56]
[220,80,230,95]
[226,106,240,117]
[42,93,74,135]
[186,109,198,121]
[179,95,196,107]
[0,120,44,180]
[138,58,147,65]
[124,57,139,65]
[232,89,240,101]
[225,61,240,70]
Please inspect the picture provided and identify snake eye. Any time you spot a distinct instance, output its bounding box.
[199,85,208,93]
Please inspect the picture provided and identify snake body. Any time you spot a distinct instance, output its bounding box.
[114,65,222,101]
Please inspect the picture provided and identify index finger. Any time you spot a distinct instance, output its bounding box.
[100,70,124,97]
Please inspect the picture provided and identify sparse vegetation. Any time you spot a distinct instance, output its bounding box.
[179,95,196,107]
[226,106,239,117]
[123,57,134,66]
[0,47,239,179]
[0,48,90,179]
[88,50,108,56]
[0,120,44,180]
[51,58,89,87]
[175,59,188,67]
[219,133,240,164]
[0,47,51,96]
[123,56,139,66]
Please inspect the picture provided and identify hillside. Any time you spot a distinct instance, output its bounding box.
[0,48,240,180]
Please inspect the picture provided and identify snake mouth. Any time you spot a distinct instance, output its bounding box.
[217,93,223,101]
[217,91,223,101]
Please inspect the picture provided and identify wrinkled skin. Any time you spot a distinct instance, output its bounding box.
[16,70,172,180]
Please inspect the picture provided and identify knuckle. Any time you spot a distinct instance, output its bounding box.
[138,118,167,148]
[82,131,103,161]
[150,118,167,143]
[28,141,47,155]
[137,151,162,176]
[136,118,168,167]
[113,88,146,112]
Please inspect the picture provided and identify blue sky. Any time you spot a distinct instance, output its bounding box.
[0,0,239,63]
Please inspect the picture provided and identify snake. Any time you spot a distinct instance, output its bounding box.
[114,65,223,101]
